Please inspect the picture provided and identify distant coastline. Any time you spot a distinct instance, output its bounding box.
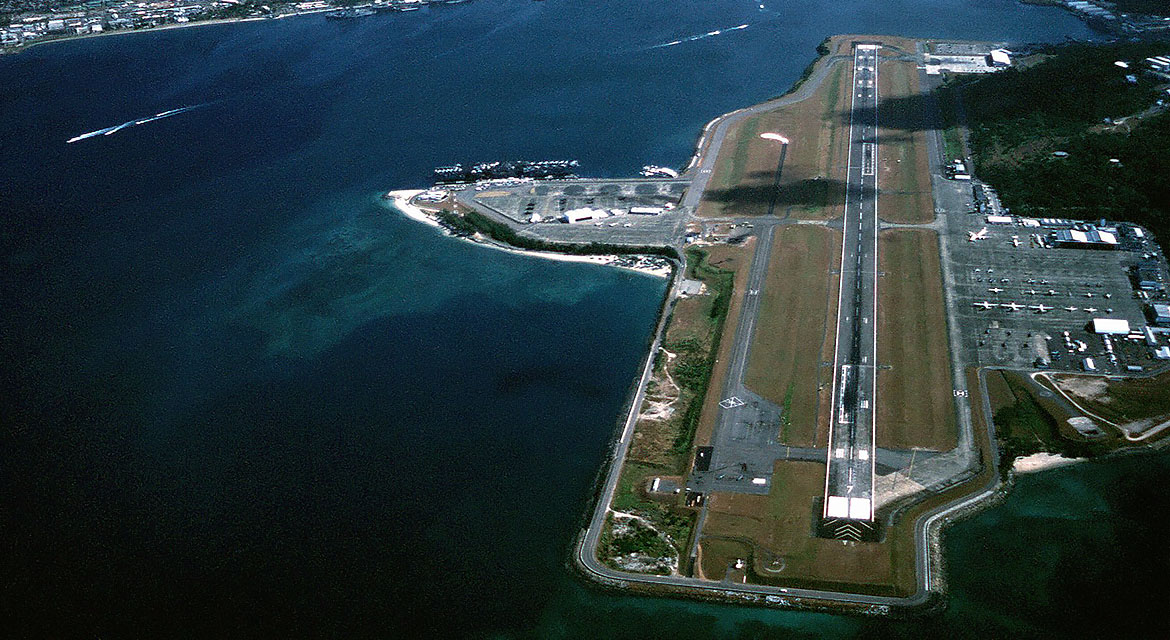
[1,8,332,56]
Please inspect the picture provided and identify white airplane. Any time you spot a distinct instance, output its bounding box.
[1011,236,1021,247]
[1031,304,1052,313]
[1025,288,1038,295]
[1047,289,1059,296]
[1085,292,1094,298]
[1001,302,1023,311]
[974,301,996,310]
[1084,307,1099,313]
[1064,306,1079,312]
[988,287,1004,294]
[968,227,989,242]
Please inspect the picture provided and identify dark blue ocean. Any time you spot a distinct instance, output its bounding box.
[3,1,1165,637]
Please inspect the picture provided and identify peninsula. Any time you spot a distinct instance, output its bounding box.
[388,34,1170,612]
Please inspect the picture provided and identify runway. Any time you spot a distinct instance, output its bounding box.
[822,44,880,524]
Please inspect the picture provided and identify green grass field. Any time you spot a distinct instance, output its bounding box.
[743,225,838,447]
[876,229,957,451]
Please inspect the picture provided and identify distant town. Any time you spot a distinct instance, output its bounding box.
[0,0,468,52]
[1025,0,1170,35]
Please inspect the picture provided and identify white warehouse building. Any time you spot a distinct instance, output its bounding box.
[1091,318,1131,335]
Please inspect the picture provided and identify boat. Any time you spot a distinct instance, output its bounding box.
[434,159,579,184]
[640,165,680,178]
[381,0,423,10]
[325,7,377,19]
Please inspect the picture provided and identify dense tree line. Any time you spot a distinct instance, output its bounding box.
[941,41,1170,245]
[1110,0,1170,16]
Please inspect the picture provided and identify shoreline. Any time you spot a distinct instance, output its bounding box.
[573,34,1014,615]
[1012,452,1083,474]
[382,190,672,278]
[1,9,331,56]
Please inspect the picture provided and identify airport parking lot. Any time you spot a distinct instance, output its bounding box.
[471,179,687,222]
[946,202,1170,375]
[455,178,692,246]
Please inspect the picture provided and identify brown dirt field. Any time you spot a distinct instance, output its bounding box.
[743,225,839,447]
[1050,370,1170,428]
[693,242,757,450]
[874,52,934,224]
[696,58,851,220]
[699,460,907,593]
[876,229,957,451]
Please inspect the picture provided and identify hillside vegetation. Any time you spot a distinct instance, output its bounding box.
[941,41,1170,245]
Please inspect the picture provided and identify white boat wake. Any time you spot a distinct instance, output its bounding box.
[67,104,206,143]
[646,23,750,50]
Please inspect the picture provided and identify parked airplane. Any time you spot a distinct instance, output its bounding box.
[1011,236,1021,247]
[1047,289,1059,296]
[1085,292,1094,298]
[1064,306,1078,312]
[1084,307,1099,313]
[1025,288,1038,295]
[968,227,989,241]
[1031,304,1052,313]
[974,301,996,310]
[988,287,1004,294]
[1001,302,1023,311]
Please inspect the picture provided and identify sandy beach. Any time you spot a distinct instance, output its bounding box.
[383,190,439,228]
[1012,452,1083,474]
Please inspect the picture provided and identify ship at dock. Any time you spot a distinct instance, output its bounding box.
[325,7,377,19]
[640,165,679,178]
[375,0,423,11]
[434,160,579,184]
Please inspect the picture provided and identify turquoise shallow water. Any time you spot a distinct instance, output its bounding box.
[4,2,1161,637]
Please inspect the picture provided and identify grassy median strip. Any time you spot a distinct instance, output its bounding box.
[743,225,838,447]
[876,229,957,451]
[875,49,935,224]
